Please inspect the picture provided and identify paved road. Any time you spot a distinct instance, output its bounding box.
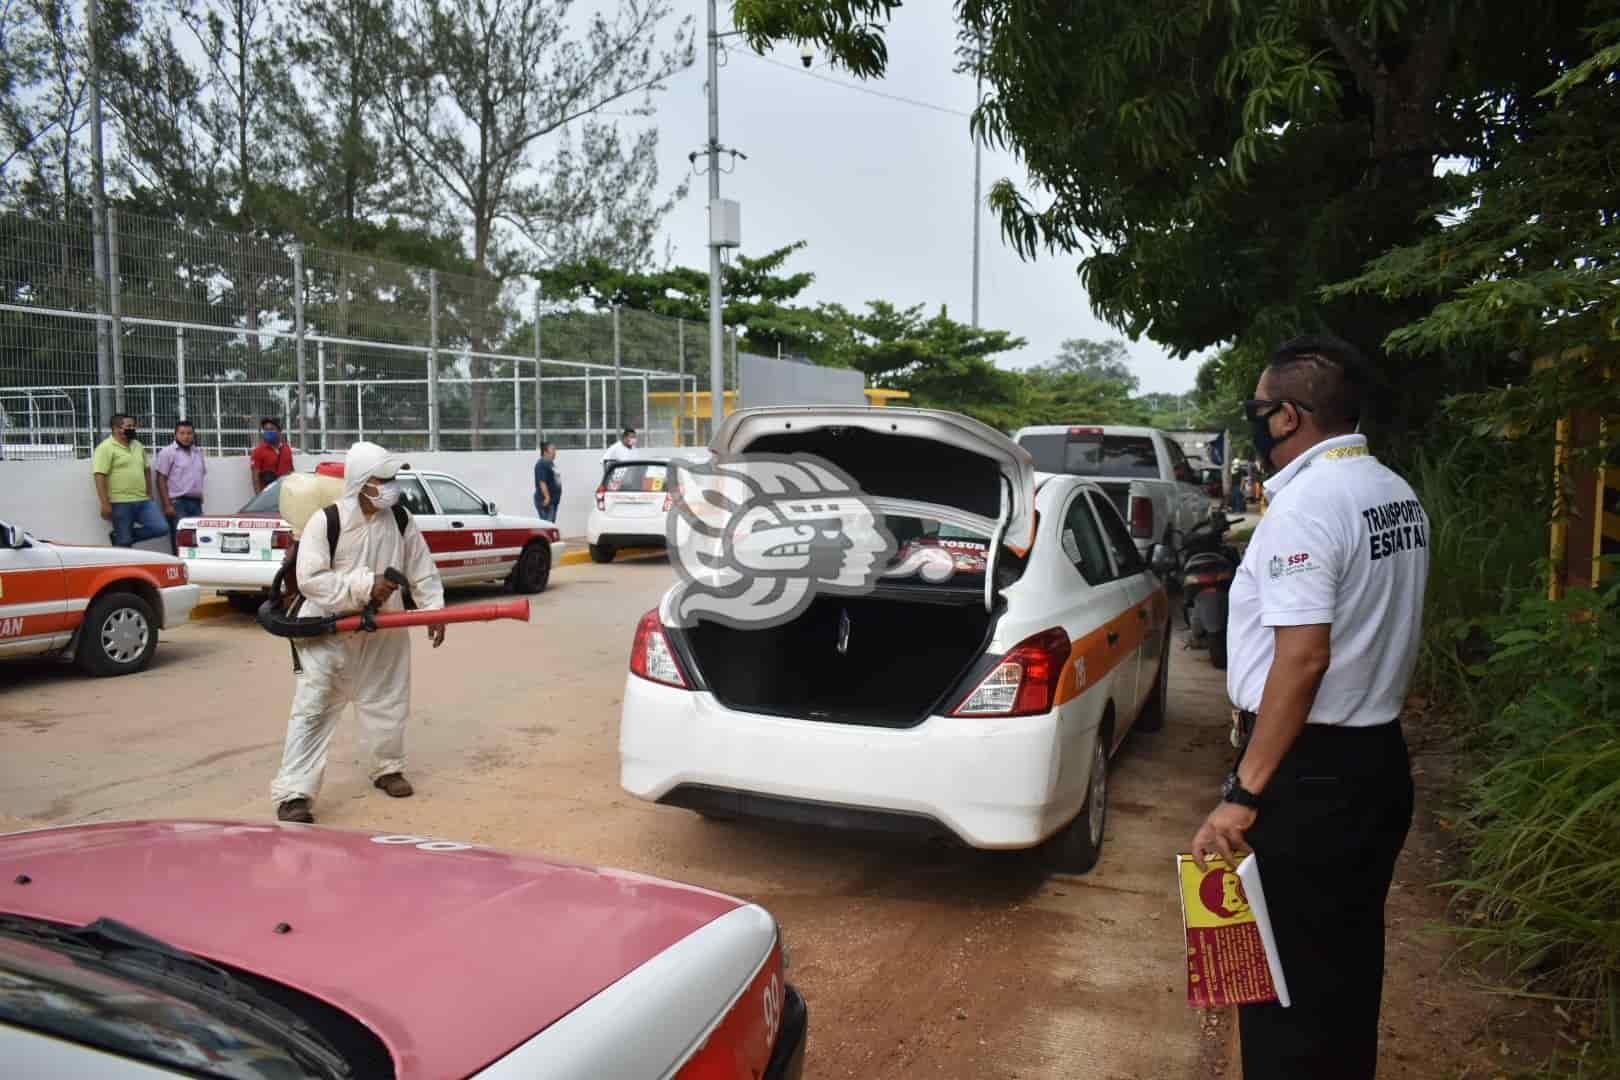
[0,559,1235,1078]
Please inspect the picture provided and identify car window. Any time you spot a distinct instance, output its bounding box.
[425,477,482,515]
[1089,492,1146,576]
[395,476,434,516]
[1061,494,1114,585]
[1019,433,1161,479]
[239,479,281,513]
[1166,440,1197,484]
[604,462,668,492]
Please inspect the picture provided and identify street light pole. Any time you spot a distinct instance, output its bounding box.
[706,0,725,435]
[970,37,983,328]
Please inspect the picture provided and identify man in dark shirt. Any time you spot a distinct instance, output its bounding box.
[533,441,561,522]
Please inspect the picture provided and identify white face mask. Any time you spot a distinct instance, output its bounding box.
[365,480,402,509]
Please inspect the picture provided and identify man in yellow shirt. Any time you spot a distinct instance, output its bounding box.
[93,415,168,548]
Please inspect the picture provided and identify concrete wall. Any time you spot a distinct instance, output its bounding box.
[0,448,617,548]
[738,352,866,409]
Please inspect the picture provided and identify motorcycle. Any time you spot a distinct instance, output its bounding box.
[1172,514,1241,669]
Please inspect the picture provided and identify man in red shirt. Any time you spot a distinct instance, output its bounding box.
[250,417,295,493]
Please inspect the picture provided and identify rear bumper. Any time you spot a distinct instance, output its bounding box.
[180,558,278,591]
[619,675,1071,849]
[586,509,669,546]
[766,985,808,1080]
[158,584,201,627]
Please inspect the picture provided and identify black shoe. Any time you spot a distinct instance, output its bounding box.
[277,798,314,823]
[373,773,414,798]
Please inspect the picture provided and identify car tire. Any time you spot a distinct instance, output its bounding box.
[589,543,615,564]
[510,542,552,594]
[76,591,158,677]
[1049,734,1108,874]
[1209,630,1228,670]
[225,591,264,616]
[1136,630,1171,733]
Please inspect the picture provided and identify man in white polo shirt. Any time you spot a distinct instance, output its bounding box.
[1190,334,1428,1080]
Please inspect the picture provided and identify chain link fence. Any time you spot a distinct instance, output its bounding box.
[0,208,734,458]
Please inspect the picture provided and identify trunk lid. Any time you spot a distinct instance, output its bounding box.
[711,406,1037,555]
[601,462,670,518]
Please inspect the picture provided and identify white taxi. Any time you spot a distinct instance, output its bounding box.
[587,449,710,563]
[0,519,200,676]
[618,407,1175,872]
[178,465,565,612]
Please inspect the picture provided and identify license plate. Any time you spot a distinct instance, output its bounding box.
[221,533,251,554]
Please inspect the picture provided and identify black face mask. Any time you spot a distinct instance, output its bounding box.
[1244,399,1309,474]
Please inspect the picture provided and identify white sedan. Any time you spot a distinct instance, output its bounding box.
[587,448,710,563]
[178,466,565,612]
[618,406,1174,872]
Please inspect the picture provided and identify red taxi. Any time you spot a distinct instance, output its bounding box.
[0,820,808,1078]
[177,463,564,612]
[0,518,200,676]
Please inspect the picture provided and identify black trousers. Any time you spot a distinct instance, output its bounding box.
[1237,721,1415,1080]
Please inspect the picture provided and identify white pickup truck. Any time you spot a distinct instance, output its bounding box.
[1012,424,1214,561]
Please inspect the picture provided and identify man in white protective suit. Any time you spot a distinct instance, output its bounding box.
[272,441,446,824]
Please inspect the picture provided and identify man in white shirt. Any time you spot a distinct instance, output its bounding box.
[1190,335,1427,1080]
[270,441,447,824]
[602,428,637,467]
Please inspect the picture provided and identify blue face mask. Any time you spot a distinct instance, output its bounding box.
[263,430,279,445]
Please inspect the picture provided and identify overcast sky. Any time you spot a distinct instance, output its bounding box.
[643,2,1202,396]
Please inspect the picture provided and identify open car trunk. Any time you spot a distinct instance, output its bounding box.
[682,594,995,729]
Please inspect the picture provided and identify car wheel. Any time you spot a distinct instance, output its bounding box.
[589,543,615,564]
[510,542,552,594]
[1050,734,1108,874]
[225,591,264,616]
[76,591,158,677]
[1209,630,1227,670]
[1136,630,1171,733]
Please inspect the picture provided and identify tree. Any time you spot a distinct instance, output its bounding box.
[1049,338,1138,393]
[0,0,92,217]
[733,1,1598,437]
[382,0,693,443]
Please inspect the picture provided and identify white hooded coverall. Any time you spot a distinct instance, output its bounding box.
[270,443,445,806]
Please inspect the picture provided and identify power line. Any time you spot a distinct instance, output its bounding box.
[741,51,972,119]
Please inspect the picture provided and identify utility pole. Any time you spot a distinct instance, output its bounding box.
[705,0,725,434]
[970,26,985,328]
[86,0,114,416]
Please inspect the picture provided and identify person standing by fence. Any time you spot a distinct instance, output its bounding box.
[251,418,294,493]
[93,415,168,548]
[533,441,561,523]
[154,420,206,555]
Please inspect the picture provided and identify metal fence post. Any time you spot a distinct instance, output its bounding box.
[612,305,623,441]
[175,327,186,421]
[358,383,365,443]
[428,271,440,451]
[541,291,554,443]
[512,358,521,449]
[642,376,650,445]
[108,208,125,410]
[677,318,685,447]
[214,383,223,453]
[316,340,328,451]
[292,244,307,451]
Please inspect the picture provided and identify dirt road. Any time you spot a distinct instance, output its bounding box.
[0,560,1237,1078]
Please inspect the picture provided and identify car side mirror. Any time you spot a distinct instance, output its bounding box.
[1149,543,1176,577]
[486,501,498,515]
[1,525,27,549]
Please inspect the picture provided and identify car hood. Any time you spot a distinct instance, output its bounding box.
[0,821,740,1079]
[34,539,181,567]
[711,406,1037,553]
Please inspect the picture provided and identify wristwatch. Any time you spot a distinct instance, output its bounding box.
[1221,770,1263,809]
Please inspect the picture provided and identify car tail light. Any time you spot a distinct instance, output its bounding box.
[1067,426,1103,435]
[176,527,196,548]
[1186,569,1234,587]
[952,627,1070,718]
[595,484,607,511]
[272,529,293,549]
[662,491,673,512]
[1129,494,1154,539]
[629,609,689,688]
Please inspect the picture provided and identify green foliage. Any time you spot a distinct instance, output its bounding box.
[1446,579,1620,1053]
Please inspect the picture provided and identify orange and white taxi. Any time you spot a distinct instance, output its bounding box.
[0,518,199,676]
